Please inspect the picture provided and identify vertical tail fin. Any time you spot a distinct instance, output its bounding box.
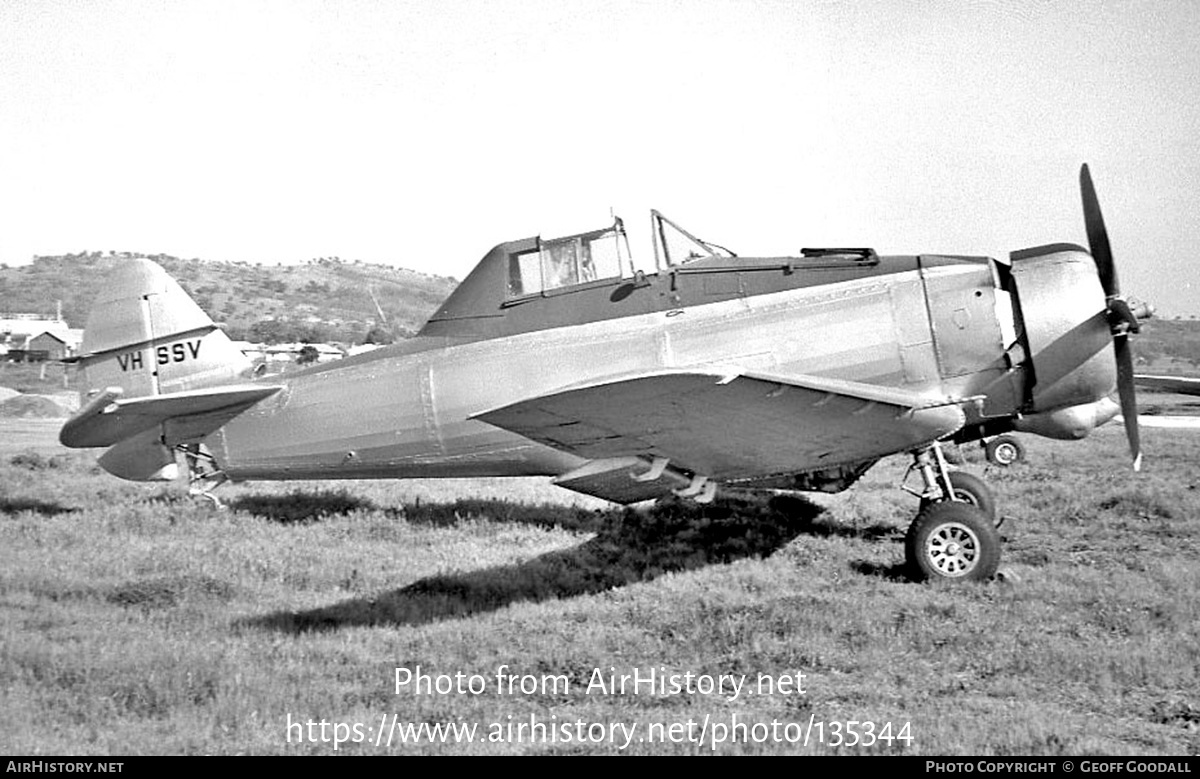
[76,259,252,400]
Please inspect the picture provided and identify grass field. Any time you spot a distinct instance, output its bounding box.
[1,417,1198,755]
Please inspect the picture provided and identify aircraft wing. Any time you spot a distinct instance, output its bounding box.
[1134,374,1200,396]
[60,384,282,448]
[473,369,968,499]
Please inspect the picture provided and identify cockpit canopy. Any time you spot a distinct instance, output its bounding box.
[422,211,732,339]
[505,211,734,300]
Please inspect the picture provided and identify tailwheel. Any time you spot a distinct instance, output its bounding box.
[985,435,1025,467]
[180,443,228,508]
[905,502,1001,582]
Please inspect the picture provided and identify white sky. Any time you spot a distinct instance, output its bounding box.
[2,0,1198,314]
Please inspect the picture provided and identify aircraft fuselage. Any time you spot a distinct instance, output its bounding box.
[207,258,1021,483]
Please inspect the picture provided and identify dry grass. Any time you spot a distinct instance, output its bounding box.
[1,418,1198,755]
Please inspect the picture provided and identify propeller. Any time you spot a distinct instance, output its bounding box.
[1080,163,1148,471]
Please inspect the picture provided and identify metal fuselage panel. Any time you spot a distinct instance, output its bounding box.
[208,263,1008,481]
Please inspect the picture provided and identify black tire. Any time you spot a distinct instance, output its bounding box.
[905,502,1001,582]
[986,435,1025,467]
[919,471,996,526]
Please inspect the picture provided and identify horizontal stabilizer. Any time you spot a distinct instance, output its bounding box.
[60,384,281,448]
[474,369,967,485]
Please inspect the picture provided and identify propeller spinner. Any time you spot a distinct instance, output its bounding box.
[1080,163,1149,471]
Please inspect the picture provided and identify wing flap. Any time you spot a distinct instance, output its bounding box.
[474,369,967,482]
[59,384,281,448]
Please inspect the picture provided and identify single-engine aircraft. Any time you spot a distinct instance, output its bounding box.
[59,165,1149,582]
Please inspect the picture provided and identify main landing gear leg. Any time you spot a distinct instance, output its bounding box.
[901,442,1001,582]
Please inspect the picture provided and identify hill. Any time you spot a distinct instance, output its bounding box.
[1131,317,1200,374]
[0,251,459,344]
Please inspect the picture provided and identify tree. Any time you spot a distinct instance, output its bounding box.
[249,319,302,344]
[296,345,320,365]
[363,326,395,345]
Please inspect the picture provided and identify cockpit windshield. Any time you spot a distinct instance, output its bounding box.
[651,210,736,268]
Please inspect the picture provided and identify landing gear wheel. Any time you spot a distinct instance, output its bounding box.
[919,471,996,526]
[985,435,1025,467]
[905,502,1001,582]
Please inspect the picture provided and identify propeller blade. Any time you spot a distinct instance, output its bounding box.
[1082,164,1143,470]
[1114,335,1142,471]
[1081,163,1118,298]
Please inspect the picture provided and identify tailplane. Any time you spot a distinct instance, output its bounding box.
[61,259,279,480]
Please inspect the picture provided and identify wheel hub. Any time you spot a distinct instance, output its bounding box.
[925,522,979,577]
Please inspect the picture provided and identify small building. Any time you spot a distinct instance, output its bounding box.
[7,329,83,362]
[25,331,66,361]
[1,315,82,362]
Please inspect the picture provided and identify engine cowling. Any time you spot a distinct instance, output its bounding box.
[1008,244,1116,440]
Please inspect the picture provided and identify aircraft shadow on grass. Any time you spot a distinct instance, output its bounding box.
[0,497,77,517]
[228,490,609,532]
[242,492,900,633]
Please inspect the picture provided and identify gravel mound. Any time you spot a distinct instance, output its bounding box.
[0,394,71,418]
